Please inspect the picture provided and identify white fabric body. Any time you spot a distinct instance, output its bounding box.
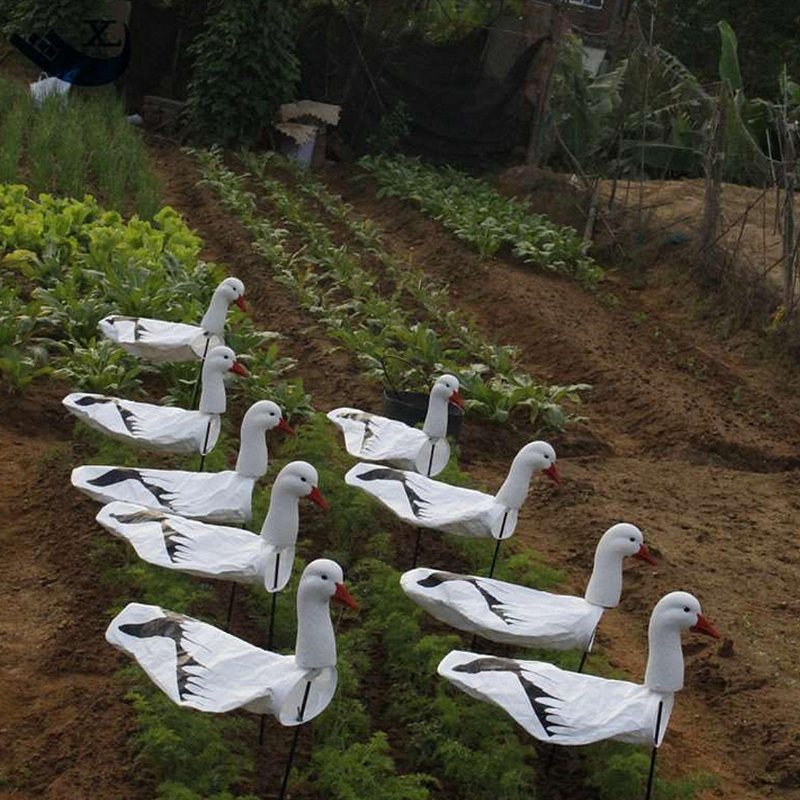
[63,393,221,454]
[438,650,674,747]
[106,603,336,725]
[71,466,255,524]
[401,569,604,650]
[327,408,449,476]
[96,502,295,590]
[98,316,223,362]
[345,463,517,539]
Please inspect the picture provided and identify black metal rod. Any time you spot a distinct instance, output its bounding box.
[190,335,211,410]
[412,528,423,569]
[486,511,508,579]
[426,440,436,477]
[268,591,278,651]
[644,700,664,800]
[258,713,267,747]
[198,418,212,472]
[578,628,597,674]
[577,649,589,673]
[225,583,236,631]
[278,681,312,800]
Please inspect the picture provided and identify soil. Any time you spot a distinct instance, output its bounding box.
[3,141,800,800]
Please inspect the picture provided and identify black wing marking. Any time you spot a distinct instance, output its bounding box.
[118,612,207,700]
[356,467,429,517]
[452,656,565,737]
[162,527,193,562]
[418,571,515,625]
[105,315,139,325]
[338,412,379,448]
[110,509,187,562]
[88,469,174,508]
[134,320,148,341]
[72,395,139,434]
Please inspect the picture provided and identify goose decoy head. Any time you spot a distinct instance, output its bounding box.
[217,277,247,312]
[431,373,464,409]
[601,523,657,565]
[276,461,329,510]
[301,559,359,611]
[243,400,295,435]
[652,592,720,639]
[205,345,248,377]
[519,441,560,484]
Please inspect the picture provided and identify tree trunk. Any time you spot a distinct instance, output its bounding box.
[525,0,568,166]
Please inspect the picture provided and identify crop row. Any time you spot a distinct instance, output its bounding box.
[0,184,309,417]
[359,154,603,288]
[194,147,587,431]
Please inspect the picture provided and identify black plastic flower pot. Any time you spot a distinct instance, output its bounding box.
[382,390,463,439]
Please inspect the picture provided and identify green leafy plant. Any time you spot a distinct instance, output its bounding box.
[360,154,603,287]
[187,0,300,145]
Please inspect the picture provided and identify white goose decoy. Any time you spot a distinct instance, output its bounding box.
[438,591,720,748]
[98,277,247,362]
[105,559,358,724]
[95,461,328,592]
[345,441,559,540]
[328,374,464,477]
[62,346,248,455]
[401,524,657,651]
[70,400,293,524]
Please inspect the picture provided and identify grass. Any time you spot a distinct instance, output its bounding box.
[0,74,162,218]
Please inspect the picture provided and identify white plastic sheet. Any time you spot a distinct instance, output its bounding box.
[97,317,223,362]
[30,74,71,107]
[401,569,603,650]
[345,462,517,539]
[63,393,221,455]
[106,602,337,724]
[96,501,282,586]
[71,466,256,524]
[328,408,449,475]
[438,650,674,747]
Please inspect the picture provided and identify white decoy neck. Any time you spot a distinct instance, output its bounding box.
[494,452,538,509]
[259,480,299,548]
[294,585,336,669]
[584,545,625,609]
[198,359,227,415]
[200,286,230,335]
[235,413,268,478]
[644,617,685,693]
[422,388,449,439]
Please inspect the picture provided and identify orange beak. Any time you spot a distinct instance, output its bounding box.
[691,613,720,639]
[333,582,359,611]
[277,418,295,436]
[307,485,329,511]
[633,543,658,566]
[449,390,465,410]
[229,360,249,377]
[234,296,248,312]
[543,463,561,484]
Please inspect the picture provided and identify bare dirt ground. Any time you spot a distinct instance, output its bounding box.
[3,143,800,800]
[0,385,147,800]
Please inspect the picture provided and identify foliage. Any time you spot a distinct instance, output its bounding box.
[0,185,309,407]
[654,0,800,101]
[194,147,589,431]
[367,101,412,154]
[187,0,300,145]
[360,154,602,286]
[311,732,433,800]
[0,75,162,218]
[0,0,100,37]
